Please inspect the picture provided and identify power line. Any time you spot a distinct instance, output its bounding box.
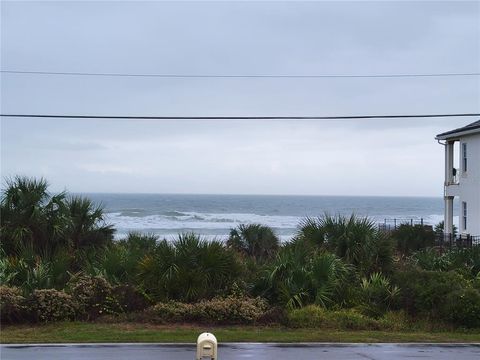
[1,70,480,79]
[1,113,479,120]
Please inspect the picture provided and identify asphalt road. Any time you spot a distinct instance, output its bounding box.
[1,343,480,360]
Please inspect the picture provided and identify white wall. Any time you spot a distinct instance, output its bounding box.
[458,133,480,236]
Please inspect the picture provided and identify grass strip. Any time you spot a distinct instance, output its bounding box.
[1,322,480,344]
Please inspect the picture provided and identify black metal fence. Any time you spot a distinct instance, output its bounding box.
[377,219,480,249]
[378,218,425,232]
[435,232,480,249]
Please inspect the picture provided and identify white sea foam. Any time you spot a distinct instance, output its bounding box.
[106,210,449,241]
[106,211,301,231]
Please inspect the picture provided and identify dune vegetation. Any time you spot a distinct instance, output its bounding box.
[1,176,479,343]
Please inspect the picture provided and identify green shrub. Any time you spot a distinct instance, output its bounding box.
[330,309,381,330]
[256,306,289,325]
[193,296,268,324]
[359,273,399,318]
[0,286,26,323]
[112,285,151,313]
[443,288,480,328]
[288,305,380,330]
[148,301,194,323]
[473,273,480,291]
[377,311,412,331]
[393,224,435,255]
[28,289,76,322]
[394,269,469,318]
[68,275,120,320]
[288,304,326,327]
[409,247,480,278]
[408,248,451,272]
[146,296,268,325]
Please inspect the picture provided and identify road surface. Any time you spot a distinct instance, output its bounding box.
[1,343,479,360]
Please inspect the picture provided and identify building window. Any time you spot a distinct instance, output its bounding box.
[462,202,467,231]
[462,143,467,172]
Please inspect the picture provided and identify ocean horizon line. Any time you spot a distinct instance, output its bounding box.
[73,192,443,199]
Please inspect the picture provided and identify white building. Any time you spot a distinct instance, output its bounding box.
[436,120,480,237]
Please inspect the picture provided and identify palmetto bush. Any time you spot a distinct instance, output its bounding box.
[82,233,158,284]
[0,246,73,295]
[81,244,135,284]
[359,272,400,318]
[254,243,353,309]
[408,248,450,272]
[294,217,326,249]
[1,255,52,295]
[227,223,280,262]
[253,243,309,309]
[294,214,394,275]
[138,233,242,302]
[409,247,480,279]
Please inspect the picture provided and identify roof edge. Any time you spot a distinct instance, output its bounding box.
[436,127,480,140]
[436,120,480,140]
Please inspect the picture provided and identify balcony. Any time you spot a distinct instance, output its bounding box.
[447,170,459,185]
[445,183,459,197]
[444,168,459,196]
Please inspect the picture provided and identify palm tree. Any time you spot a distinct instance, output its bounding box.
[227,224,280,262]
[1,177,114,255]
[0,176,69,255]
[65,196,114,250]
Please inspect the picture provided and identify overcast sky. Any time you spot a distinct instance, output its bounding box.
[1,1,479,196]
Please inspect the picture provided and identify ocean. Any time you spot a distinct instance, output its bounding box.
[83,193,454,241]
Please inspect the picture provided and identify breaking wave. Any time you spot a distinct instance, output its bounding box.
[105,210,447,241]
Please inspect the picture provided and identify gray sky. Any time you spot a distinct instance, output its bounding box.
[1,1,479,196]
